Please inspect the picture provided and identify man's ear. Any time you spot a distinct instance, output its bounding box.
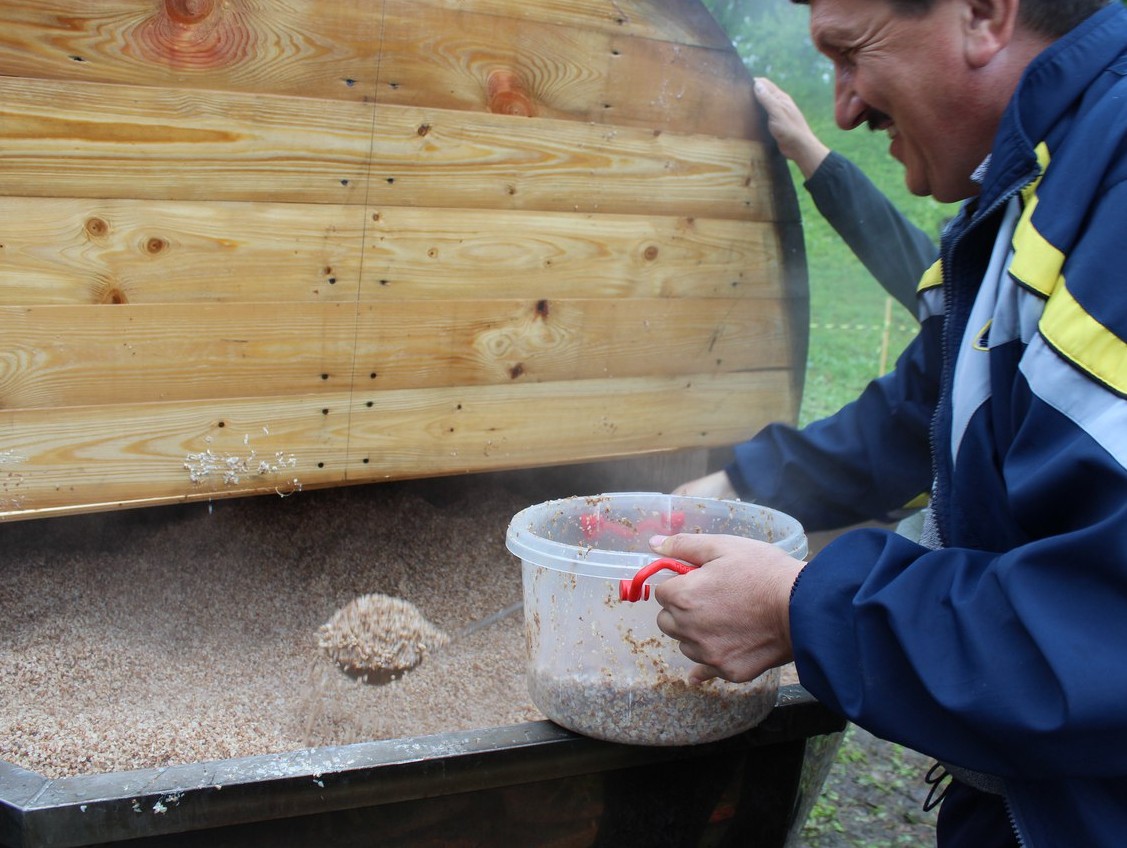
[962,0,1019,68]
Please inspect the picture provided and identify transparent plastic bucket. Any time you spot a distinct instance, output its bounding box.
[506,492,806,746]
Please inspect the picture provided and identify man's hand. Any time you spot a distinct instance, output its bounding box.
[754,76,831,180]
[649,532,804,683]
[672,469,739,499]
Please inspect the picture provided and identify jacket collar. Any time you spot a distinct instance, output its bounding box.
[978,3,1127,210]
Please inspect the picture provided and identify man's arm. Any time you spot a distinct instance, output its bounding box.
[805,152,936,315]
[753,77,935,315]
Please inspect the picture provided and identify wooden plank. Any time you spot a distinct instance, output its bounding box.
[0,77,774,220]
[0,302,356,408]
[0,0,808,523]
[0,77,375,205]
[392,0,736,49]
[0,297,797,408]
[0,197,364,306]
[0,1,385,102]
[370,4,758,137]
[0,2,747,135]
[342,372,795,475]
[352,296,796,388]
[0,392,345,518]
[362,207,786,299]
[0,372,793,520]
[0,196,785,305]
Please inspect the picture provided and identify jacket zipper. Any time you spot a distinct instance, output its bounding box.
[928,175,1034,548]
[932,175,1038,845]
[1004,794,1030,847]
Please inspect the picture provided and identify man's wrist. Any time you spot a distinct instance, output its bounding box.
[793,141,831,180]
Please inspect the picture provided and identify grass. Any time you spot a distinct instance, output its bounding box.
[790,131,953,425]
[799,726,940,847]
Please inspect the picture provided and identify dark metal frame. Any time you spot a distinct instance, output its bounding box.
[1,685,845,848]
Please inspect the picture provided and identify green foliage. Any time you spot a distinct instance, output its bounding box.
[700,0,957,424]
[799,727,938,847]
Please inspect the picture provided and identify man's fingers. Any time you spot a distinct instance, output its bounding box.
[689,663,722,684]
[656,608,723,683]
[655,607,677,638]
[649,531,732,567]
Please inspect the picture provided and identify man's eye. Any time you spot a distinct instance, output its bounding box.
[833,52,856,77]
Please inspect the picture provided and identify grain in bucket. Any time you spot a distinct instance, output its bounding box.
[506,493,806,746]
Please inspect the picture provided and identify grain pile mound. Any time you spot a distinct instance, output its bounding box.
[317,593,450,683]
[0,477,543,779]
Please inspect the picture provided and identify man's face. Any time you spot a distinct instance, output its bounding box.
[808,0,986,202]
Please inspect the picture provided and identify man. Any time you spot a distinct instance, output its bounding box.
[659,0,1127,844]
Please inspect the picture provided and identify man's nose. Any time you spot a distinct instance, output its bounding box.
[834,74,867,130]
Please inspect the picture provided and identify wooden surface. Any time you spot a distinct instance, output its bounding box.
[0,0,807,520]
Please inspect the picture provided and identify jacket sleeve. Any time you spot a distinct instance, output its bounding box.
[805,152,937,316]
[790,181,1127,783]
[725,325,937,533]
[790,409,1127,780]
[788,164,1127,779]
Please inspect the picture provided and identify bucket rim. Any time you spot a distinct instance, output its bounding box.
[505,492,806,575]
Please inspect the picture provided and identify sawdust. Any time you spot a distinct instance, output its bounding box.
[316,592,450,683]
[0,477,543,779]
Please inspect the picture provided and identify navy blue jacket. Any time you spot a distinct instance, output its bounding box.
[726,6,1127,845]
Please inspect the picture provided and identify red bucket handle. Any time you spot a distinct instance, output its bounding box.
[619,558,697,602]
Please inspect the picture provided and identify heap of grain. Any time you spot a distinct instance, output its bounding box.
[317,593,451,683]
[0,478,541,779]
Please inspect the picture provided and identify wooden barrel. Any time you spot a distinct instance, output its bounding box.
[0,0,807,520]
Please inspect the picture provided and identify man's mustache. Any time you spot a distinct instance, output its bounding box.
[865,109,893,132]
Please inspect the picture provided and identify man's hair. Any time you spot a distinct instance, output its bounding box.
[791,0,1111,40]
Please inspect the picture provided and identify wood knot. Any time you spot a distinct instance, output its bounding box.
[145,237,167,255]
[165,0,215,24]
[85,217,109,238]
[135,0,250,70]
[487,70,535,117]
[643,245,659,261]
[100,286,128,305]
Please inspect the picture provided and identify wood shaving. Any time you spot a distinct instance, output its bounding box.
[316,593,450,682]
[0,477,542,779]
